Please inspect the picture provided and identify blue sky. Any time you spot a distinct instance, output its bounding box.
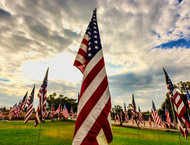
[0,0,190,111]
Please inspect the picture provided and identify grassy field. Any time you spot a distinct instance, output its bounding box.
[0,120,190,145]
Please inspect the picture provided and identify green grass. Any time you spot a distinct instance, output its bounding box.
[0,121,189,145]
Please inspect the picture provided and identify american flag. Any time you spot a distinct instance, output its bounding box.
[138,107,144,123]
[58,105,62,120]
[152,101,162,126]
[54,104,60,115]
[163,68,188,138]
[49,104,55,118]
[19,92,28,116]
[62,105,69,118]
[120,111,123,123]
[0,109,4,120]
[185,88,190,108]
[131,94,136,117]
[131,94,139,126]
[165,105,171,128]
[124,103,129,123]
[70,106,74,119]
[149,115,152,128]
[24,85,35,124]
[35,68,49,126]
[73,9,113,145]
[8,103,17,120]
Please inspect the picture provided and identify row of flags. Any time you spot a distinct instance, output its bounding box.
[113,68,190,140]
[6,68,75,125]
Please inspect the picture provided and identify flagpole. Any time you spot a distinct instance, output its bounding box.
[168,97,182,145]
[38,123,41,145]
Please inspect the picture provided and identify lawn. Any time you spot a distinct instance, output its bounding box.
[0,120,189,145]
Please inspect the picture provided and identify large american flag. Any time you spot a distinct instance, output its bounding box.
[163,68,188,138]
[35,68,49,126]
[24,85,35,124]
[185,88,190,108]
[152,101,162,126]
[73,9,113,145]
[165,105,171,128]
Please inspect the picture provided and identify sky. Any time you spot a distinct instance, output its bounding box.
[0,0,190,111]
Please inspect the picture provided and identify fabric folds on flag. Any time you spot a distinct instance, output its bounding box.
[73,9,113,145]
[163,68,188,138]
[165,105,171,128]
[35,68,49,126]
[152,101,162,126]
[24,85,35,124]
[62,105,69,118]
[186,88,190,108]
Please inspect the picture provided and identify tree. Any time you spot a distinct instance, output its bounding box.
[46,93,78,113]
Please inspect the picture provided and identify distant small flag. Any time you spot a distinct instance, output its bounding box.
[24,85,35,124]
[124,103,129,123]
[49,104,55,118]
[152,101,162,126]
[35,68,49,127]
[62,105,69,118]
[21,92,28,112]
[165,105,171,128]
[58,105,62,120]
[149,115,152,128]
[70,106,74,119]
[185,88,190,108]
[54,104,60,115]
[120,111,123,123]
[0,110,4,119]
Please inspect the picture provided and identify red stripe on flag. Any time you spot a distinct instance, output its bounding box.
[80,98,111,145]
[82,38,88,46]
[80,58,104,96]
[74,76,108,136]
[78,49,87,58]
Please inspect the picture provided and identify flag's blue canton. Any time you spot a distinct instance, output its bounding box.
[152,101,156,111]
[64,105,67,110]
[163,68,174,95]
[178,0,183,3]
[86,9,102,61]
[165,105,168,112]
[186,88,190,101]
[22,92,27,102]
